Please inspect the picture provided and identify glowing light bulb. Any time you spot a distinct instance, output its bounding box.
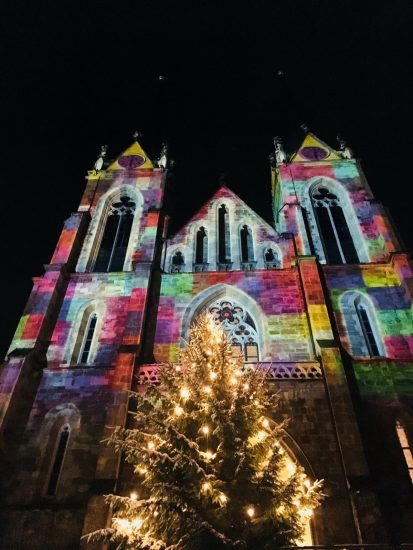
[304,478,311,489]
[203,385,212,395]
[257,430,266,442]
[153,510,159,517]
[116,518,130,533]
[201,425,210,435]
[286,461,296,475]
[130,491,138,501]
[277,504,285,514]
[229,376,237,385]
[137,466,147,475]
[147,441,155,450]
[204,450,216,461]
[131,517,143,529]
[292,499,300,507]
[180,387,190,399]
[209,371,217,381]
[206,350,212,356]
[234,369,242,377]
[175,365,182,372]
[246,506,255,518]
[243,383,250,391]
[202,481,211,492]
[174,405,184,416]
[262,418,270,429]
[219,493,227,504]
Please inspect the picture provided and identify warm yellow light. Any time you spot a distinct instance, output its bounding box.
[292,499,301,507]
[130,491,138,501]
[209,371,217,381]
[174,405,184,416]
[219,493,227,504]
[299,507,313,518]
[153,510,159,517]
[262,418,270,429]
[229,376,238,385]
[257,430,267,442]
[175,365,182,372]
[206,350,212,356]
[277,504,285,514]
[304,478,311,489]
[131,517,143,529]
[147,441,155,450]
[201,425,210,435]
[203,386,212,394]
[286,461,296,475]
[246,506,255,518]
[202,481,211,492]
[116,518,131,533]
[234,369,242,377]
[180,387,190,399]
[243,383,250,391]
[137,466,147,475]
[204,450,216,461]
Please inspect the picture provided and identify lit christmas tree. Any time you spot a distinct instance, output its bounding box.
[87,314,323,549]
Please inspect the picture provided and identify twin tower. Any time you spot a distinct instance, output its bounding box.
[1,131,412,547]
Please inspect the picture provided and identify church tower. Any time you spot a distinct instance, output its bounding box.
[1,130,413,548]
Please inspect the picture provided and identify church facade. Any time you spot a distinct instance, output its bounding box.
[1,132,412,547]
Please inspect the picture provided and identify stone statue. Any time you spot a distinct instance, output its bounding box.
[93,145,108,172]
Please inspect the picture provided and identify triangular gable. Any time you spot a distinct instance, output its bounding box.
[170,185,276,240]
[107,140,153,170]
[290,132,341,162]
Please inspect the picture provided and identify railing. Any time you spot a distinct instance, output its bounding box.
[193,263,209,272]
[217,261,233,271]
[241,261,257,271]
[265,260,279,269]
[138,362,323,385]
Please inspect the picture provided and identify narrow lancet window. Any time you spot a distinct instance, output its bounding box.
[355,299,380,357]
[311,187,358,264]
[195,227,207,264]
[240,225,254,262]
[78,313,97,364]
[46,426,70,496]
[218,205,231,265]
[396,421,413,483]
[93,195,136,272]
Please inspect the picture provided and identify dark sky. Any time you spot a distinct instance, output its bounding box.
[0,1,412,357]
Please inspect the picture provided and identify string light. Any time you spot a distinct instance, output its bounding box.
[147,441,155,450]
[246,506,255,518]
[234,369,242,377]
[204,450,216,461]
[153,510,159,517]
[201,481,211,492]
[203,386,212,395]
[131,517,143,529]
[286,461,296,475]
[243,383,250,391]
[257,430,267,442]
[130,491,138,501]
[180,387,190,399]
[229,376,238,385]
[174,405,184,416]
[218,493,227,504]
[209,371,217,381]
[136,466,147,475]
[201,425,210,435]
[262,418,270,429]
[175,365,182,372]
[304,478,311,489]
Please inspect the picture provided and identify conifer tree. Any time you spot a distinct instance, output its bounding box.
[88,314,323,549]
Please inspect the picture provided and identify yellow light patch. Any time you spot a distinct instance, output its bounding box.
[290,133,341,162]
[107,141,153,170]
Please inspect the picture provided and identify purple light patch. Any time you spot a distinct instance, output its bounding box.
[299,146,328,160]
[118,155,145,169]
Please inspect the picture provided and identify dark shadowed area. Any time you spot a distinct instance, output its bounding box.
[0,1,412,356]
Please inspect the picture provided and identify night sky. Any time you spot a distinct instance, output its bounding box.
[1,1,412,357]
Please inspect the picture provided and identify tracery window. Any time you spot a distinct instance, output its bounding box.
[355,298,380,357]
[208,299,259,362]
[396,421,413,483]
[311,186,358,264]
[46,425,70,496]
[93,195,136,272]
[78,313,97,364]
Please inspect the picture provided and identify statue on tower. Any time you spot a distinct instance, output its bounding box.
[337,135,353,159]
[157,143,169,170]
[93,145,108,172]
[274,136,287,164]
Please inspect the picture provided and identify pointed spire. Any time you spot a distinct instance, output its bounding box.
[93,145,108,172]
[133,130,143,142]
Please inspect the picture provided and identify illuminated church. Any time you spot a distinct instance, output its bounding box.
[1,131,412,547]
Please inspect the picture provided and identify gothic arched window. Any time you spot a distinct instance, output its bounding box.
[93,195,136,272]
[218,205,231,267]
[195,227,208,265]
[78,313,97,364]
[311,186,358,264]
[396,421,413,483]
[240,225,254,261]
[171,251,185,273]
[46,425,70,496]
[208,299,259,362]
[354,297,381,357]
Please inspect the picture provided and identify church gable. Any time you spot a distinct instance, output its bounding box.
[290,132,341,163]
[164,186,294,273]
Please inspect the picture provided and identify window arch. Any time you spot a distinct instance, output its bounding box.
[395,421,413,483]
[218,204,231,268]
[170,250,185,273]
[194,227,208,269]
[46,425,70,496]
[78,313,97,364]
[92,195,136,272]
[340,292,385,358]
[311,185,358,264]
[240,225,256,271]
[208,299,259,362]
